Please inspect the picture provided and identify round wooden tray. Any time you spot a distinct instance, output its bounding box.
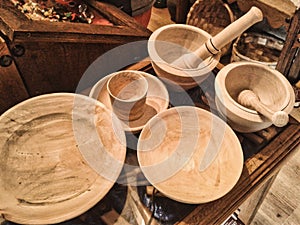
[89,70,169,133]
[0,93,126,224]
[137,106,243,204]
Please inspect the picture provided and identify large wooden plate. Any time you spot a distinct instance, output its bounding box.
[0,93,126,224]
[137,106,243,204]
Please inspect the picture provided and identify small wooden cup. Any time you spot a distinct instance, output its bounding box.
[107,70,148,121]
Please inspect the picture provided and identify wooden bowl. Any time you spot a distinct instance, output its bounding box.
[148,24,221,91]
[215,62,295,132]
[137,106,243,204]
[0,93,126,224]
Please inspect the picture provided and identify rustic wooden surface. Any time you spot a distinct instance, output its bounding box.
[0,37,29,115]
[0,93,126,224]
[0,0,151,98]
[239,172,279,224]
[276,9,300,84]
[236,0,297,29]
[175,118,300,225]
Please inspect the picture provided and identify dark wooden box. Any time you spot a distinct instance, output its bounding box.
[0,0,151,114]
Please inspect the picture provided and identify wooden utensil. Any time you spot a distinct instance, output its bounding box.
[172,6,263,69]
[238,90,289,127]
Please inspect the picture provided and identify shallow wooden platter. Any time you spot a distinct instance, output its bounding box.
[137,106,244,204]
[0,93,126,224]
[89,71,169,133]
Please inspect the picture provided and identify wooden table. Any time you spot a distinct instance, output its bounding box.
[3,59,298,225]
[125,61,300,225]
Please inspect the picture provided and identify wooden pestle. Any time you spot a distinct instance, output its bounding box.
[238,90,289,127]
[172,6,263,69]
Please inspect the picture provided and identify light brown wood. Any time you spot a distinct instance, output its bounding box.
[89,70,169,133]
[0,93,126,224]
[137,106,244,204]
[187,0,235,56]
[172,7,263,69]
[106,71,148,121]
[239,173,278,224]
[238,90,289,127]
[215,61,295,132]
[100,209,131,225]
[128,186,160,225]
[148,24,221,91]
[236,0,297,28]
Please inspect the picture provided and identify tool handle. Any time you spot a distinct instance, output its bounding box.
[238,90,289,127]
[195,6,263,60]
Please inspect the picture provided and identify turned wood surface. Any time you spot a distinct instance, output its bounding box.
[172,6,263,68]
[148,24,221,90]
[137,106,244,204]
[89,70,169,133]
[0,93,126,224]
[237,90,289,127]
[215,62,295,132]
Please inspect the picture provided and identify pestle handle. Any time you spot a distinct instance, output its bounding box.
[238,90,289,127]
[172,7,263,69]
[195,6,263,60]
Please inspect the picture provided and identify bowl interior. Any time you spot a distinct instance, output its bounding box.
[153,26,210,64]
[137,106,243,204]
[224,64,290,112]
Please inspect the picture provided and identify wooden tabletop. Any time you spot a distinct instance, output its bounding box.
[1,61,299,225]
[131,61,300,225]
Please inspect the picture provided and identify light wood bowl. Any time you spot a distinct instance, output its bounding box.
[148,24,221,91]
[215,62,295,132]
[137,106,243,204]
[0,93,126,224]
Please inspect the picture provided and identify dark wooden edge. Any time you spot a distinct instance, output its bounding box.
[0,37,29,115]
[276,9,300,83]
[176,121,300,225]
[0,0,151,42]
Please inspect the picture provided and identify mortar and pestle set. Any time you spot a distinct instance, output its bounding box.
[147,6,295,133]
